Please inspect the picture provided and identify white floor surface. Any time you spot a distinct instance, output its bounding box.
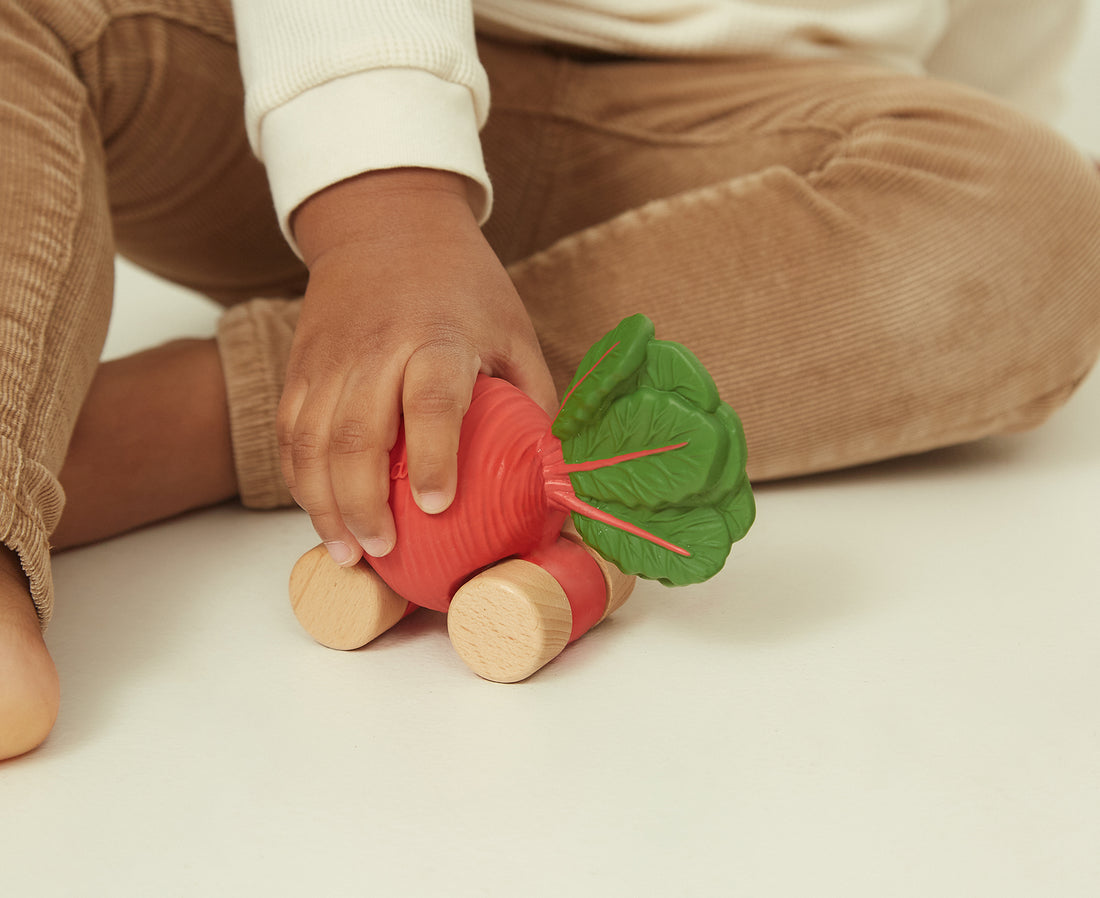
[3,8,1099,896]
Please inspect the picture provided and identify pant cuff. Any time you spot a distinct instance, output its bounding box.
[215,298,300,510]
[1,436,64,628]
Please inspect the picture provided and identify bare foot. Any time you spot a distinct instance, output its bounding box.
[53,338,238,549]
[0,549,60,760]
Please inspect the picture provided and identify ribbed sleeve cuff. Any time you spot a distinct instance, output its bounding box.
[258,68,492,255]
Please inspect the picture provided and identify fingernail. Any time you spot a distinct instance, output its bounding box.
[417,491,451,514]
[324,540,356,566]
[362,538,393,558]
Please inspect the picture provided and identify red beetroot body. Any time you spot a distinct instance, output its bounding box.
[369,376,568,612]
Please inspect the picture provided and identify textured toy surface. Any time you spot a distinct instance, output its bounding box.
[289,314,755,681]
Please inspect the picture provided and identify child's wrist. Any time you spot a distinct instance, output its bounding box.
[292,168,477,265]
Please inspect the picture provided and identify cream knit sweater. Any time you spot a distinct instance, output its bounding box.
[228,0,1084,250]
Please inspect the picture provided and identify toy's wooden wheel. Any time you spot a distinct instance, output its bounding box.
[289,545,411,650]
[447,559,572,683]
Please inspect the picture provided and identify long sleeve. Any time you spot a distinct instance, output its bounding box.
[230,1,491,252]
[230,0,1086,254]
[923,0,1084,120]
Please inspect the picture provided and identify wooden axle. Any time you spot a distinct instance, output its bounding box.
[289,535,635,683]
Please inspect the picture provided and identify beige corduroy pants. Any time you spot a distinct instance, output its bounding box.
[4,0,1100,625]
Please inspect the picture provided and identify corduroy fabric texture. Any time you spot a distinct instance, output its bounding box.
[3,4,1099,628]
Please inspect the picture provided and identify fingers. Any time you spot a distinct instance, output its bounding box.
[278,343,481,567]
[278,373,398,566]
[402,344,480,515]
[329,377,400,557]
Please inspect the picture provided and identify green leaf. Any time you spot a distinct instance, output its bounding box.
[717,477,756,543]
[638,340,720,413]
[564,387,730,509]
[704,403,749,501]
[549,313,756,587]
[572,502,734,586]
[552,314,654,440]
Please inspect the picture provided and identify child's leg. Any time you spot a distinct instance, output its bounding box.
[0,0,301,758]
[174,46,1100,549]
[50,339,237,550]
[1,1,117,757]
[64,48,1100,532]
[478,46,1100,480]
[52,49,1100,532]
[51,1,310,543]
[53,295,300,547]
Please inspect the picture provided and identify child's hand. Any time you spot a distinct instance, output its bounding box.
[282,169,557,566]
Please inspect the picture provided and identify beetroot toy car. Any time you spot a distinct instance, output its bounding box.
[289,314,755,681]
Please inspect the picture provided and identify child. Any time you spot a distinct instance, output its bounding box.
[2,0,1098,759]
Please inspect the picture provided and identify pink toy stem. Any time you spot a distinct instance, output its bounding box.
[558,441,688,473]
[553,341,620,426]
[538,432,692,558]
[551,492,691,557]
